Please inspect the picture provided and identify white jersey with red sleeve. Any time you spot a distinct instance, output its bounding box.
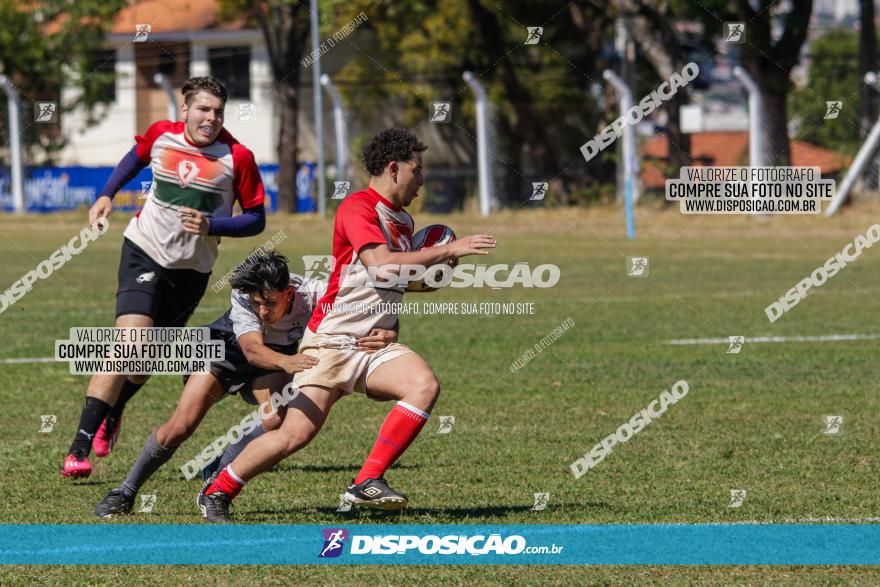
[308,187,413,337]
[123,120,265,273]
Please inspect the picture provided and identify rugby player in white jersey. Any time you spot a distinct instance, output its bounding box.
[63,77,267,478]
[93,250,398,517]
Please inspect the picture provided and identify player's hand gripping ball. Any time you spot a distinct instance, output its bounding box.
[406,224,457,293]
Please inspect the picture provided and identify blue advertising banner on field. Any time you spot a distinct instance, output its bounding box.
[0,164,311,214]
[0,524,877,565]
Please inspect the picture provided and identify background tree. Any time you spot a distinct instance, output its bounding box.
[607,0,694,173]
[790,29,863,155]
[325,0,613,205]
[662,0,813,167]
[0,0,126,164]
[735,0,813,166]
[220,0,310,213]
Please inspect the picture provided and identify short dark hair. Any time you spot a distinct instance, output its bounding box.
[230,250,290,296]
[181,76,228,105]
[362,127,427,176]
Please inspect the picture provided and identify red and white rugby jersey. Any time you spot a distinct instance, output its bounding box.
[123,120,264,273]
[308,187,413,337]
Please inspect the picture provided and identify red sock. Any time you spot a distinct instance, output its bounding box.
[205,466,245,498]
[354,401,429,485]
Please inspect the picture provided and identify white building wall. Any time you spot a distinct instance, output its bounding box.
[59,44,137,166]
[59,33,276,166]
[214,39,276,164]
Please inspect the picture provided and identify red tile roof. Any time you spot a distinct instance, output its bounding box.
[641,131,852,189]
[111,0,247,34]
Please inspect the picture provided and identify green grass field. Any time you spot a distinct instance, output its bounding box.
[1,205,879,583]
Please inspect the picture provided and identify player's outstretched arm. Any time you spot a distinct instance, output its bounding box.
[237,331,318,375]
[359,235,496,269]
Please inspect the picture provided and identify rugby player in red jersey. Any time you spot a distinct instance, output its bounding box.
[199,127,496,522]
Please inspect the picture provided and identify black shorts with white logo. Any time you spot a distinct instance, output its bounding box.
[183,328,298,405]
[115,238,210,328]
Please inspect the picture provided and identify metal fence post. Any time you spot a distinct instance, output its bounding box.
[0,75,25,213]
[733,67,764,168]
[826,72,880,216]
[603,70,637,239]
[463,71,494,217]
[153,73,178,122]
[320,74,348,181]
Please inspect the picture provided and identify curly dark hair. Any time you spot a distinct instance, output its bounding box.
[230,250,290,296]
[181,76,228,105]
[362,127,428,177]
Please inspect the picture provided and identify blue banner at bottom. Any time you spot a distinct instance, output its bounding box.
[0,524,877,565]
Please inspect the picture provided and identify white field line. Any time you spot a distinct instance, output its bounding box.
[710,517,880,524]
[667,334,880,345]
[6,333,879,364]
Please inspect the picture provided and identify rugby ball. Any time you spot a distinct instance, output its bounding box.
[412,224,456,250]
[406,224,457,292]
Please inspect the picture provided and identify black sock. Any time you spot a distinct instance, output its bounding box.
[68,396,112,457]
[108,380,145,423]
